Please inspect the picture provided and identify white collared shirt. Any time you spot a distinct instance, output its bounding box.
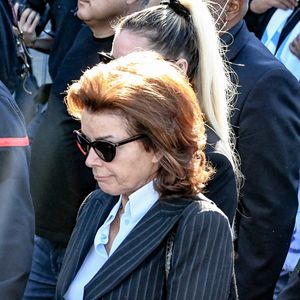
[64,181,159,300]
[261,8,300,80]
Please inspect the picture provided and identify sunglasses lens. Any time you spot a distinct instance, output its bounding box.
[94,141,116,162]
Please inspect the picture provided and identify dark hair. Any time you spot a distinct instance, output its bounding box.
[116,5,198,80]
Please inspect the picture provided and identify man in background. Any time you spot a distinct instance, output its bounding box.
[209,0,300,298]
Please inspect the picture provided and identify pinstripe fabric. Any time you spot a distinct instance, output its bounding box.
[56,190,234,300]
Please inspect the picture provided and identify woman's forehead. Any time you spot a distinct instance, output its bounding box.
[112,30,151,59]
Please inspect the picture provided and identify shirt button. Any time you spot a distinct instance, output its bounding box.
[124,219,130,225]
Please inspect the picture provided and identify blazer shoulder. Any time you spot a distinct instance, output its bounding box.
[234,34,296,80]
[160,195,229,225]
[174,198,233,249]
[180,197,230,227]
[77,189,117,218]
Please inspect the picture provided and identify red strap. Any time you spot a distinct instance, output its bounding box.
[0,136,29,147]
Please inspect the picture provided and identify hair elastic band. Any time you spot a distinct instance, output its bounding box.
[160,0,191,20]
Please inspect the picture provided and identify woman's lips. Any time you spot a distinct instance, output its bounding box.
[94,175,111,181]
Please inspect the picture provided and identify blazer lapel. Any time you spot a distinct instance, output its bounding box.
[84,198,191,299]
[58,191,118,297]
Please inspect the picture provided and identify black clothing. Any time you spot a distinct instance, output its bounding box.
[0,81,34,298]
[48,0,83,80]
[0,0,38,123]
[205,127,237,225]
[30,26,114,245]
[0,0,20,93]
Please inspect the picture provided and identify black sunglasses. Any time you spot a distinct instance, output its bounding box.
[98,51,115,64]
[74,130,146,162]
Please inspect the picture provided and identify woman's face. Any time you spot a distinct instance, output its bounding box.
[81,109,160,198]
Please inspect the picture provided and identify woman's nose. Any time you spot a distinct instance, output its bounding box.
[85,147,104,168]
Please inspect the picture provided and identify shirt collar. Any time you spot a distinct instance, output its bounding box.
[94,181,159,248]
[93,196,122,247]
[124,181,159,223]
[221,20,244,46]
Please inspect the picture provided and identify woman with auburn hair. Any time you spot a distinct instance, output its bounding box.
[55,51,235,300]
[110,0,240,224]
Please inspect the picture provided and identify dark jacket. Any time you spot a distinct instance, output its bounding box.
[0,81,34,299]
[56,190,234,300]
[0,0,20,93]
[205,127,237,225]
[48,0,83,81]
[225,21,300,299]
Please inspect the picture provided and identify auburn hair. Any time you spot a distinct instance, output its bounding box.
[66,51,213,198]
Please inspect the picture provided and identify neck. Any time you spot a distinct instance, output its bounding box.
[87,20,115,39]
[121,195,129,212]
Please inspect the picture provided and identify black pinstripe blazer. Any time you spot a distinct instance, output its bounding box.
[55,190,234,300]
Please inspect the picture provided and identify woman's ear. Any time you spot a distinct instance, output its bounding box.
[175,58,188,75]
[152,150,163,164]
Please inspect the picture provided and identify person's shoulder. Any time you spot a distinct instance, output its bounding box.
[244,36,294,76]
[206,147,232,170]
[182,195,229,221]
[77,189,116,216]
[242,54,300,95]
[232,31,300,98]
[80,189,112,207]
[205,127,233,169]
[177,195,232,235]
[232,23,288,73]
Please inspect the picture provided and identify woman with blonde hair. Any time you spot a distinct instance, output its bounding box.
[110,0,239,224]
[55,51,235,300]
